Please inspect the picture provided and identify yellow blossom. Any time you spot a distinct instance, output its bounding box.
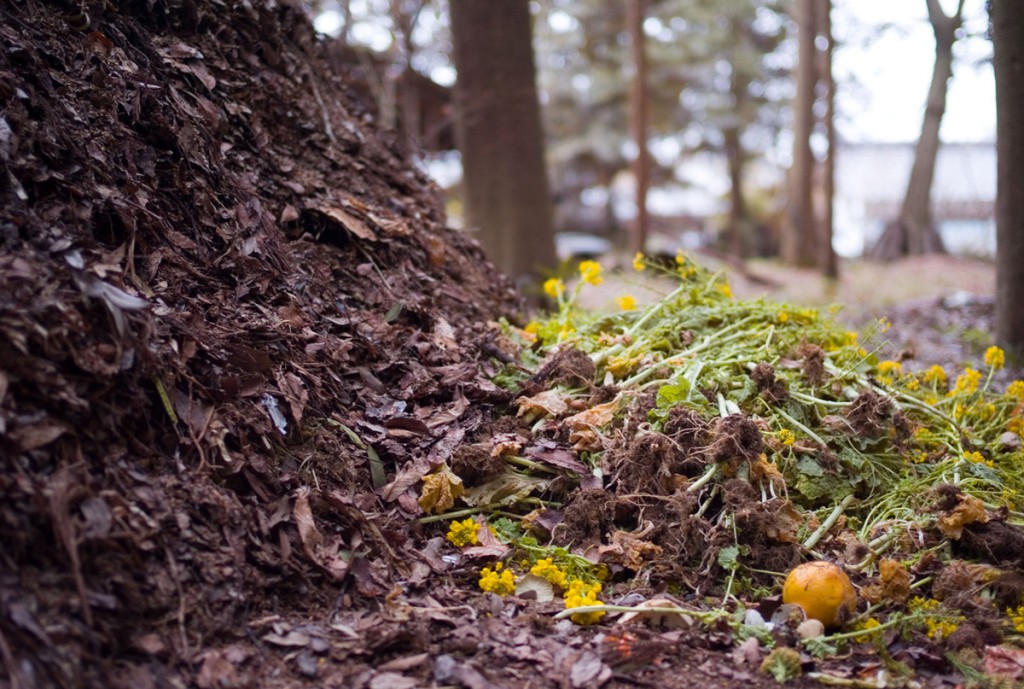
[951,368,982,395]
[675,250,686,265]
[717,282,733,298]
[878,360,902,376]
[564,579,604,625]
[632,252,645,271]
[778,429,796,447]
[853,617,882,643]
[926,618,959,640]
[905,378,920,391]
[922,365,947,386]
[1007,380,1024,400]
[479,562,516,596]
[1008,605,1024,633]
[530,558,567,588]
[616,294,637,311]
[985,346,1006,369]
[963,451,985,464]
[845,331,859,346]
[879,317,892,333]
[579,260,603,286]
[776,310,789,323]
[1007,417,1024,435]
[446,518,480,547]
[543,278,565,299]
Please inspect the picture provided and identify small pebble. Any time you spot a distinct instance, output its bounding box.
[797,619,825,640]
[1000,432,1021,452]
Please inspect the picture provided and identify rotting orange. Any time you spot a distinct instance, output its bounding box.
[782,561,857,628]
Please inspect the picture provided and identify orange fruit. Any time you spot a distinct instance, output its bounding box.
[782,561,857,628]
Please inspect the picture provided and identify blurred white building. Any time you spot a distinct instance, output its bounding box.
[834,141,996,257]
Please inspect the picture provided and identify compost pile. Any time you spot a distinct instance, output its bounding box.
[4,2,1024,689]
[0,2,524,687]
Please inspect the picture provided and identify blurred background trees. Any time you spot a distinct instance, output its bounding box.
[307,0,997,280]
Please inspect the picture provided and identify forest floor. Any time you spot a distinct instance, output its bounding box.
[3,3,1024,689]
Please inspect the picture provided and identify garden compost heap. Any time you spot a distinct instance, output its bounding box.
[4,3,1024,689]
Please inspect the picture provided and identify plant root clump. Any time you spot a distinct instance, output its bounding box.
[750,362,788,404]
[708,414,764,471]
[845,390,895,438]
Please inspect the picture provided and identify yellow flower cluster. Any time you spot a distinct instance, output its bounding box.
[717,282,733,298]
[950,367,981,395]
[479,562,516,596]
[1007,380,1024,400]
[530,558,568,588]
[632,252,645,271]
[878,360,902,376]
[564,579,605,625]
[922,365,947,386]
[616,294,637,311]
[852,617,882,643]
[543,278,565,299]
[579,260,603,286]
[1008,605,1024,633]
[879,317,892,333]
[776,310,789,324]
[446,518,480,547]
[963,451,994,468]
[985,345,1006,369]
[778,428,796,447]
[909,597,960,640]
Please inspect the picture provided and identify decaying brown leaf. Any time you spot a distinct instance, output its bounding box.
[515,389,570,422]
[937,493,989,539]
[418,466,464,514]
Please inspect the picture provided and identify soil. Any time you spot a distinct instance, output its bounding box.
[0,3,1013,689]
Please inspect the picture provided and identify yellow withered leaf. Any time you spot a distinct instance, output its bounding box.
[418,466,464,514]
[937,493,989,539]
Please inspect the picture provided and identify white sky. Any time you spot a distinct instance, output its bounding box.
[834,0,994,143]
[314,0,996,145]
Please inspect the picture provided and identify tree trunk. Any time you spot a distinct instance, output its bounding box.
[819,0,838,278]
[724,124,747,258]
[782,0,818,267]
[628,0,650,255]
[449,0,557,284]
[994,0,1024,351]
[870,0,963,260]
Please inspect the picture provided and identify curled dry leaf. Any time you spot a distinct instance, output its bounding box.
[515,389,570,422]
[418,466,464,514]
[617,598,695,628]
[937,493,989,539]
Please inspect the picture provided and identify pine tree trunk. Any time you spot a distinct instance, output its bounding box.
[870,0,962,260]
[449,0,557,284]
[725,124,747,258]
[782,0,818,267]
[628,0,650,255]
[994,0,1024,351]
[819,0,838,278]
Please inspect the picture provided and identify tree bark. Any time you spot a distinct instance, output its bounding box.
[628,0,650,255]
[782,0,818,266]
[870,0,963,260]
[724,123,747,258]
[449,0,557,284]
[993,0,1024,351]
[819,0,838,278]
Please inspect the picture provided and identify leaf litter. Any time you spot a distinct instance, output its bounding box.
[2,2,1024,688]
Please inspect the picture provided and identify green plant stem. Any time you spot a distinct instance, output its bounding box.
[803,494,855,550]
[686,464,718,493]
[770,405,828,448]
